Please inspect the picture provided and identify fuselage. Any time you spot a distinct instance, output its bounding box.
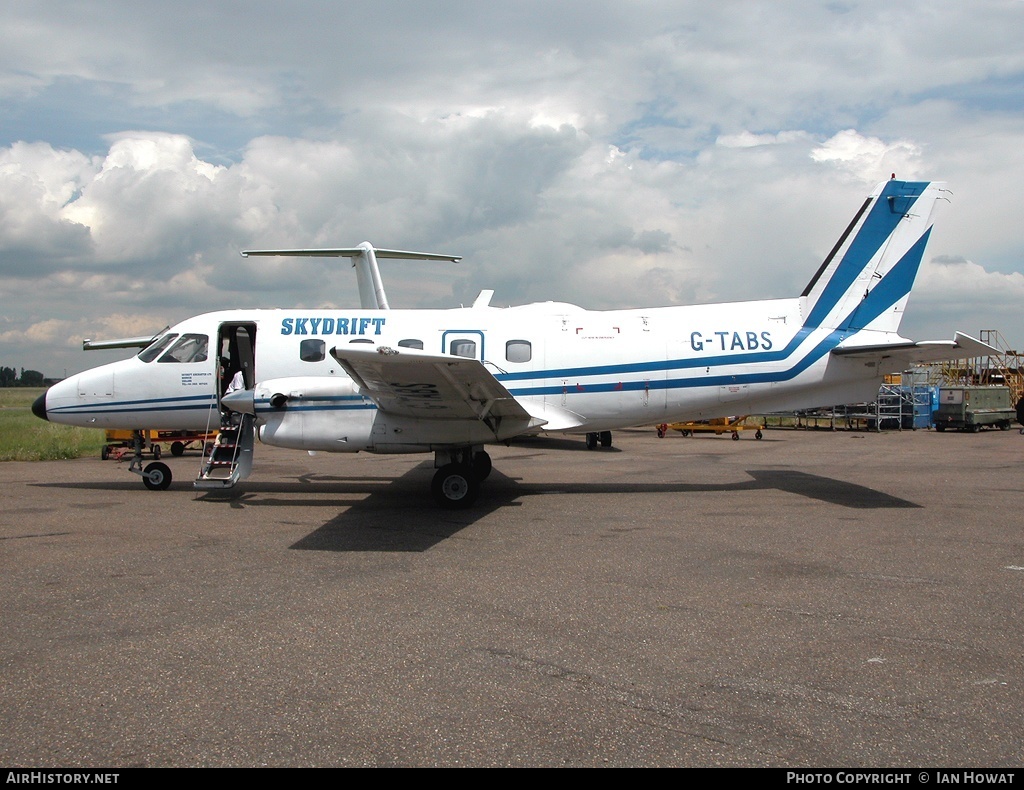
[38,295,882,452]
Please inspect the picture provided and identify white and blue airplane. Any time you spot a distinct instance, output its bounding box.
[33,178,992,507]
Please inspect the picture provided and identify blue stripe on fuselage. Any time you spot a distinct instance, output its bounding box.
[46,393,217,416]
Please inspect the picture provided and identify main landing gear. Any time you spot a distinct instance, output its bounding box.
[585,431,612,450]
[431,448,492,509]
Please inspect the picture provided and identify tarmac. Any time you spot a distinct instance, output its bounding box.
[1,425,1022,767]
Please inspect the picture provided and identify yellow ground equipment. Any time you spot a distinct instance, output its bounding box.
[659,416,764,441]
[102,429,217,460]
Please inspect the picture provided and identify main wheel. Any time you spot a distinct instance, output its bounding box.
[143,461,172,491]
[599,431,612,448]
[585,432,598,450]
[432,464,479,508]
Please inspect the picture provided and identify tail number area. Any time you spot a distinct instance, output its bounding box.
[690,331,773,353]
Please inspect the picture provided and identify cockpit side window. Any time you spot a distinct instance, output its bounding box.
[138,334,177,363]
[157,334,209,364]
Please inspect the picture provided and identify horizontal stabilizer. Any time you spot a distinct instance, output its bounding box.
[240,242,461,310]
[832,332,999,370]
[240,247,461,262]
[83,330,165,351]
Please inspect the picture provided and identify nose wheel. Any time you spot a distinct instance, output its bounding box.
[142,461,172,490]
[126,430,173,490]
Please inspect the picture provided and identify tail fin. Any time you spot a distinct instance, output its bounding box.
[801,179,948,335]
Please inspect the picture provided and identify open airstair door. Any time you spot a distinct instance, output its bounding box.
[195,412,255,489]
[196,322,257,490]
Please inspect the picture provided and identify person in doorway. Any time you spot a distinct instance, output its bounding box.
[220,360,245,427]
[226,367,245,396]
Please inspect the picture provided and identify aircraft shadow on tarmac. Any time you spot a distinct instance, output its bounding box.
[189,463,921,553]
[33,459,920,553]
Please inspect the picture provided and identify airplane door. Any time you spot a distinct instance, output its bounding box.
[218,322,257,397]
[441,330,486,362]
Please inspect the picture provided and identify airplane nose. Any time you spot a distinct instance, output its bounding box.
[32,391,48,421]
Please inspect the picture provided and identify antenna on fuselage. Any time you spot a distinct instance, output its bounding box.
[239,242,462,309]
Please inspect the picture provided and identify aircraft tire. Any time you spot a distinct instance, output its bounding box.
[585,432,598,450]
[143,461,172,491]
[432,464,479,509]
[599,431,612,448]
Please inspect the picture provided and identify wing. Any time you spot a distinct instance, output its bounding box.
[329,344,548,440]
[832,332,998,370]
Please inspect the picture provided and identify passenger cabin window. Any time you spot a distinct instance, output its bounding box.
[138,334,177,363]
[349,338,374,344]
[398,339,424,350]
[506,340,532,363]
[157,334,208,364]
[300,339,326,362]
[450,340,476,358]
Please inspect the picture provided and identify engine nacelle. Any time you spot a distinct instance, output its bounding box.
[253,376,377,452]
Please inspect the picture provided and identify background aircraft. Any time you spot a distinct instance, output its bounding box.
[34,178,991,507]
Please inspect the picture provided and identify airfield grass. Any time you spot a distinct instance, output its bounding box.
[0,388,106,461]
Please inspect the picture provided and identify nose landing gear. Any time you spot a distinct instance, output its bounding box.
[125,430,173,490]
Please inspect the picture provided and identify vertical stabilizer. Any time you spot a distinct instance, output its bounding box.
[800,179,947,335]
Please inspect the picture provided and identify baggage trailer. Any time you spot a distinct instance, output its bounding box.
[661,416,764,440]
[933,386,1016,432]
[103,429,217,459]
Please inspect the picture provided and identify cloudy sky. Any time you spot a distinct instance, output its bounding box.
[2,1,1023,377]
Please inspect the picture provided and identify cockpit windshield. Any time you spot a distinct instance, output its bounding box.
[157,334,209,364]
[138,334,177,363]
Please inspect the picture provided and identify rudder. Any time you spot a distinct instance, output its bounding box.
[801,179,947,335]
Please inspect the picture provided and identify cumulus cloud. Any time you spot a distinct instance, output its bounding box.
[0,141,97,274]
[810,130,923,181]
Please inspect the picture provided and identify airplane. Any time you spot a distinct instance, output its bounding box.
[32,178,995,508]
